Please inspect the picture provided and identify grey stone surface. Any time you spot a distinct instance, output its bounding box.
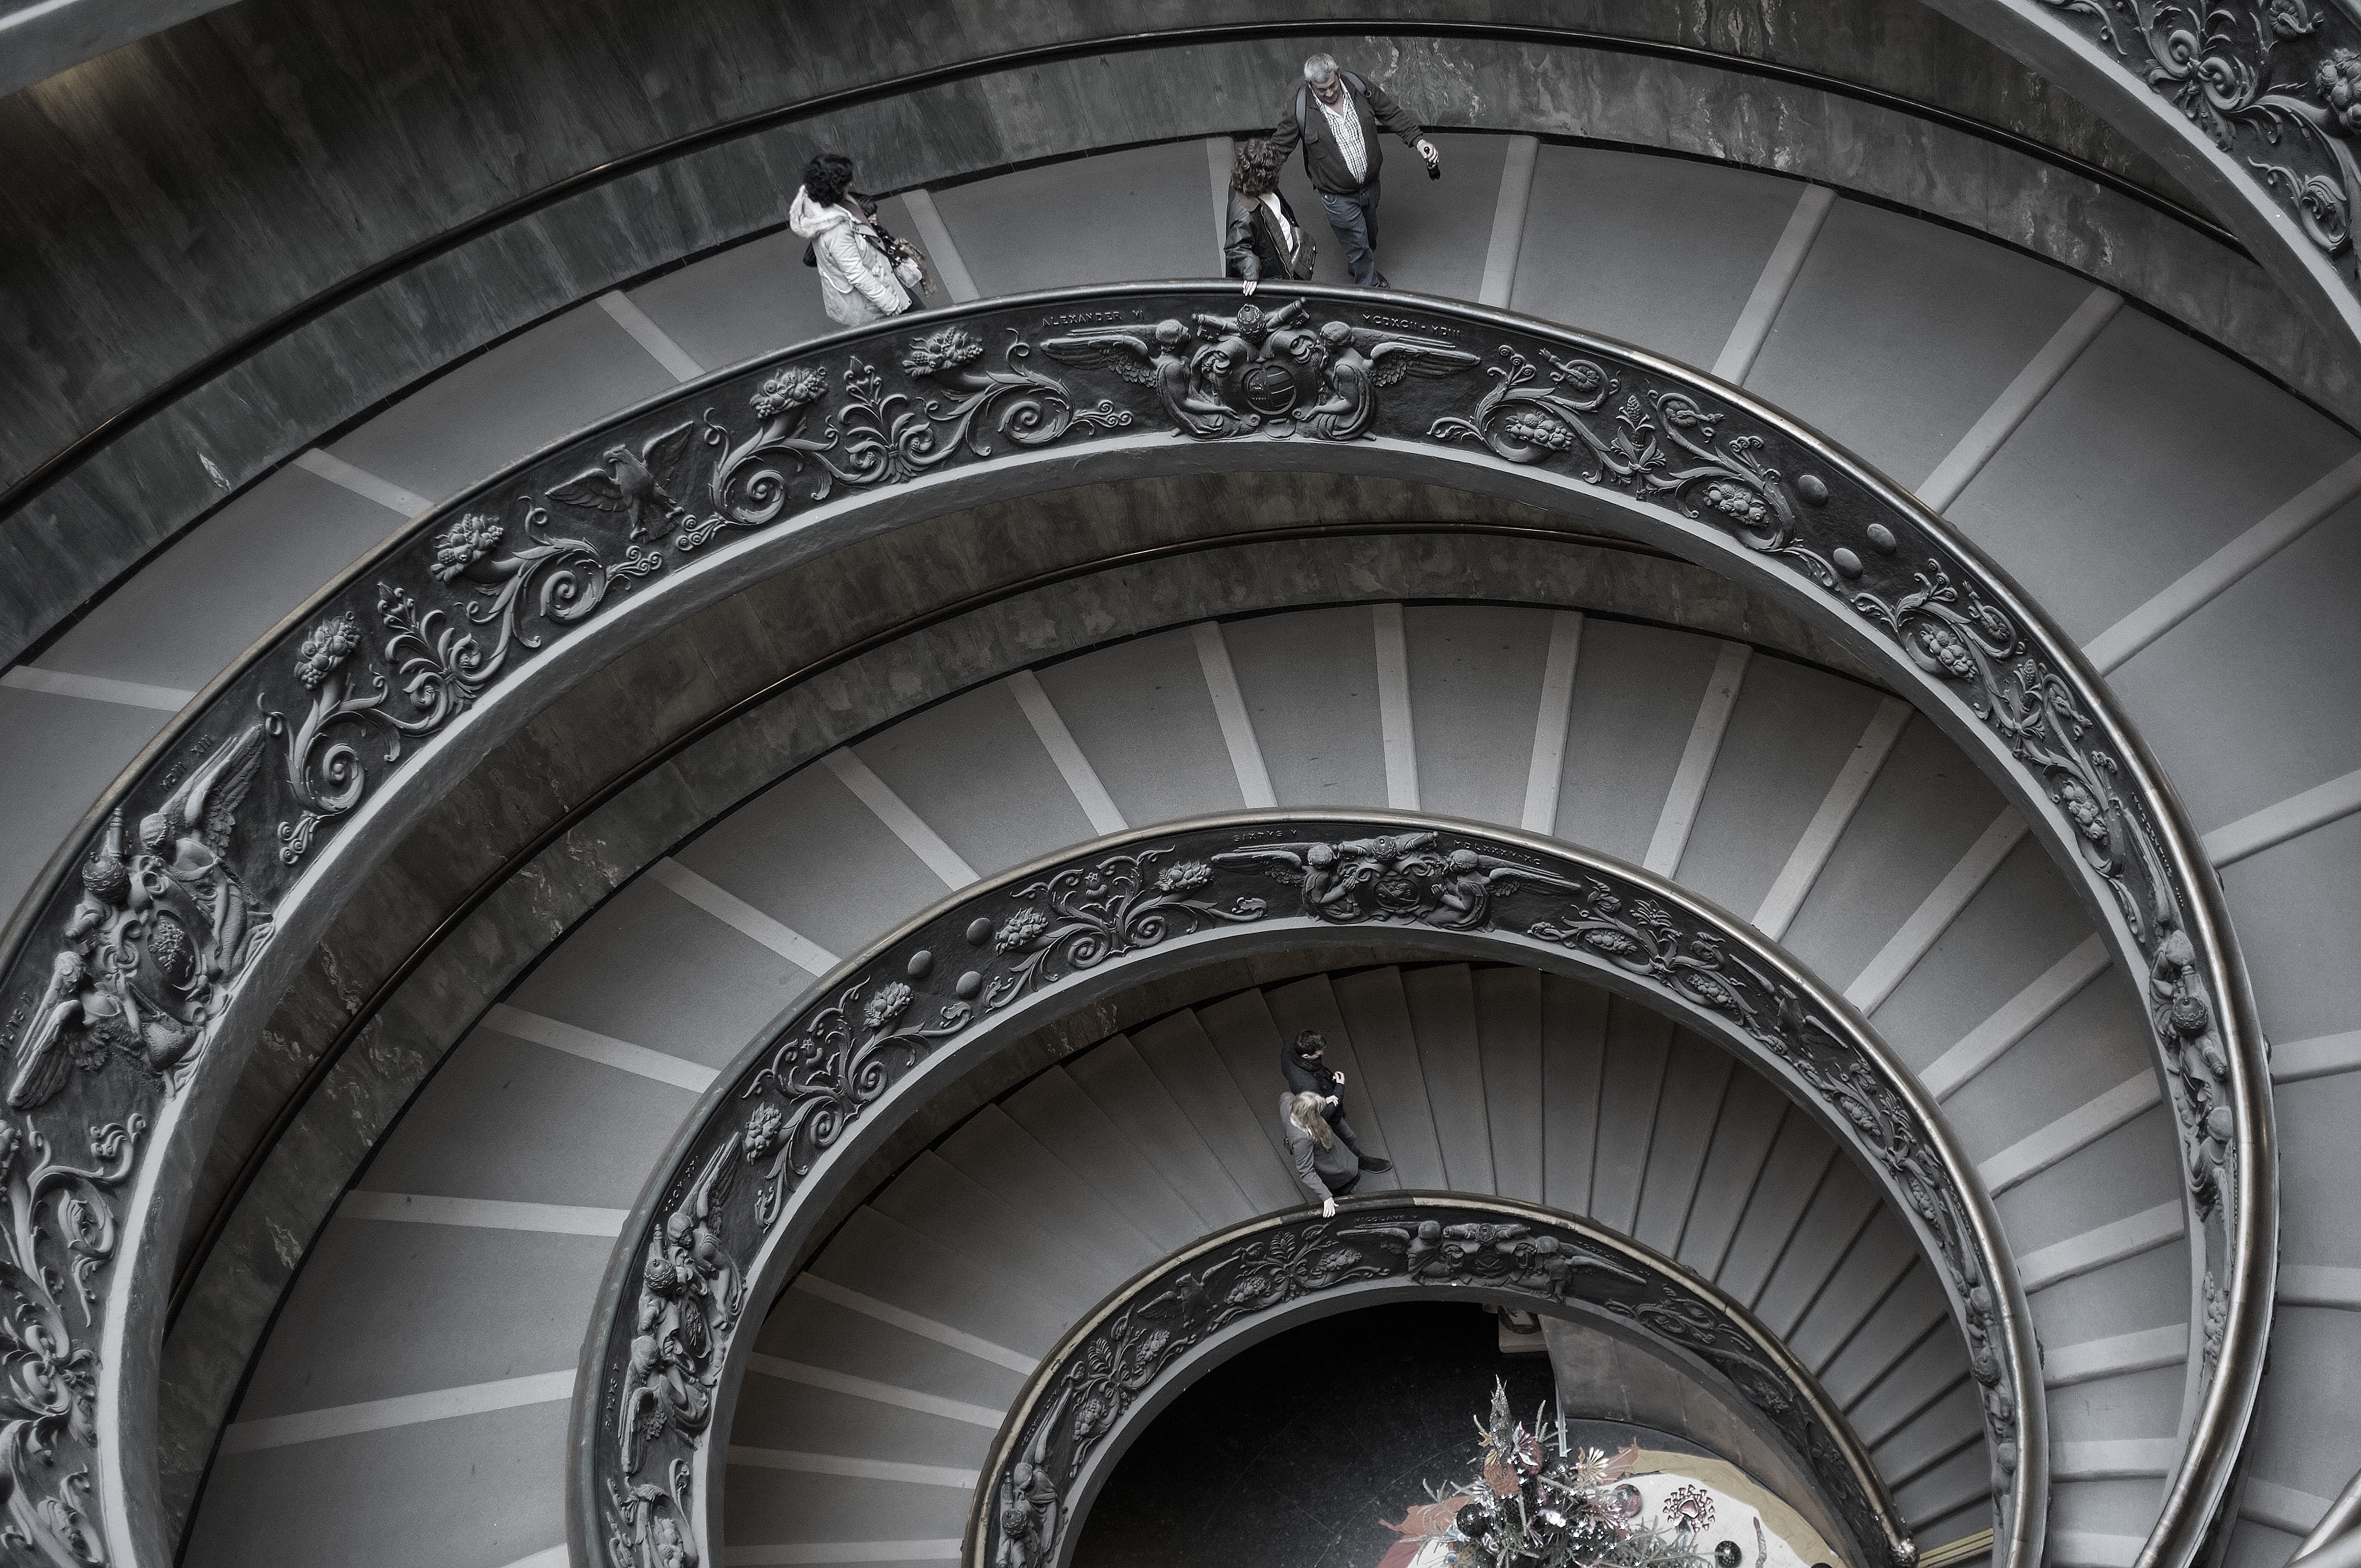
[1401,602,1553,827]
[0,682,168,915]
[233,1218,606,1418]
[1548,618,1724,861]
[1745,196,2093,491]
[1223,603,1388,807]
[1948,306,2359,647]
[41,461,401,689]
[324,299,677,501]
[1779,715,2010,993]
[1872,838,2105,1074]
[1512,147,1802,372]
[1032,627,1242,824]
[2108,491,2361,831]
[853,678,1098,876]
[182,1397,569,1568]
[1675,651,1883,915]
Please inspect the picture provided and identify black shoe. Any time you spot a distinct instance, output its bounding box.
[1374,272,1391,288]
[1358,1155,1393,1173]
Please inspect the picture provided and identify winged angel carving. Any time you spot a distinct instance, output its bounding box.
[10,726,273,1110]
[1212,830,1580,928]
[1043,302,1476,438]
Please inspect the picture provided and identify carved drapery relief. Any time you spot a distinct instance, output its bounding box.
[582,819,2035,1568]
[0,286,2249,1566]
[973,1198,1906,1568]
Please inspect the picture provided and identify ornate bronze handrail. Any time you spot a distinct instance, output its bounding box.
[0,284,2262,1568]
[576,813,2036,1568]
[969,1194,1905,1568]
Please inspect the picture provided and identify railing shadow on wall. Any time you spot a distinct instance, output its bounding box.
[0,282,2267,1568]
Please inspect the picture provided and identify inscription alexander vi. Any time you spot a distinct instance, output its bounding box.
[1043,309,1133,329]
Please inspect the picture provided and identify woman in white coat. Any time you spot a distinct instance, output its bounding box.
[790,153,923,326]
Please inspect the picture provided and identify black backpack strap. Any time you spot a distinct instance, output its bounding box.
[1294,84,1309,140]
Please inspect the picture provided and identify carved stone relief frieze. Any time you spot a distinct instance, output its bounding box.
[0,285,2254,1567]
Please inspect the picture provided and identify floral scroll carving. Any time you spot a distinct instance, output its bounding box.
[587,818,2030,1568]
[976,1199,1909,1568]
[2034,0,2361,281]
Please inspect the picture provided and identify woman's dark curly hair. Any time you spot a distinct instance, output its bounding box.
[1231,137,1282,198]
[802,151,857,206]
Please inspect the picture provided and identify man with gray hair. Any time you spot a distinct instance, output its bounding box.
[1264,52,1439,288]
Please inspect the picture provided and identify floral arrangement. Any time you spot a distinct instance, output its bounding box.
[1395,1382,1712,1568]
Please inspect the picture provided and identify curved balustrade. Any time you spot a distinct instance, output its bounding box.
[1932,0,2361,358]
[0,282,2266,1568]
[973,1193,1909,1568]
[580,815,2032,1568]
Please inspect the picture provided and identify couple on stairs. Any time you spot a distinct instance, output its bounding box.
[1282,1028,1395,1218]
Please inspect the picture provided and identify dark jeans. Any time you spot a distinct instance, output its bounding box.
[1319,181,1383,286]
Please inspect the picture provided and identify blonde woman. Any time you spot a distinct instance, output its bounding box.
[1283,1090,1362,1217]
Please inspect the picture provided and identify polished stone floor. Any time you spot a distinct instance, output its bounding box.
[1075,1302,1623,1567]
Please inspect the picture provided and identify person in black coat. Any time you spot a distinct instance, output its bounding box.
[1262,52,1439,287]
[1282,1030,1392,1173]
[1223,138,1313,292]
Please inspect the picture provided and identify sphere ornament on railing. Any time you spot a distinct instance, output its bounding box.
[0,284,2261,1568]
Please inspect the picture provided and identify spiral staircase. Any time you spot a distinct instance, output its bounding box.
[4,8,2361,1568]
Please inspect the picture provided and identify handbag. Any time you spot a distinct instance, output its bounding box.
[799,194,937,295]
[1255,197,1316,281]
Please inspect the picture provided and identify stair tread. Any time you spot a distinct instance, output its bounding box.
[1066,1036,1258,1228]
[1675,1071,1791,1280]
[1131,1009,1298,1213]
[1538,973,1610,1216]
[935,1106,1162,1281]
[1590,999,1675,1235]
[753,1284,1029,1410]
[1402,965,1499,1195]
[1631,1030,1736,1259]
[1473,966,1546,1205]
[1330,967,1450,1190]
[810,1206,1073,1357]
[1001,1068,1208,1251]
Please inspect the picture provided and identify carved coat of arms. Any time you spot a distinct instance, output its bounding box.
[9,725,273,1109]
[1042,300,1478,439]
